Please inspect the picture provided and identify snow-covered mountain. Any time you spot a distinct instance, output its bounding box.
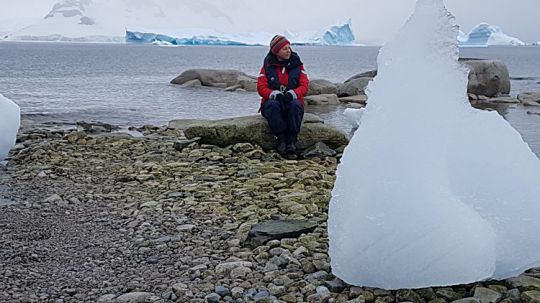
[2,0,355,45]
[459,23,525,47]
[2,0,239,42]
[126,21,356,46]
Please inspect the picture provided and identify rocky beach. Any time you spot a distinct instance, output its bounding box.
[1,122,540,303]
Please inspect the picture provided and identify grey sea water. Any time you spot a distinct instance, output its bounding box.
[1,42,539,155]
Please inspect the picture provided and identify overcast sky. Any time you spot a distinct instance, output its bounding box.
[0,0,538,43]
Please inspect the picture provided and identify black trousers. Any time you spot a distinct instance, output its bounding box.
[261,99,304,144]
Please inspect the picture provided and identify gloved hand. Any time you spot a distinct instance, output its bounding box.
[269,90,284,101]
[275,92,286,102]
[285,90,297,102]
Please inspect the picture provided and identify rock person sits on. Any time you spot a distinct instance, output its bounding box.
[257,35,309,159]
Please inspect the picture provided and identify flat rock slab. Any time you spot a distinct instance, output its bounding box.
[339,95,368,104]
[169,114,348,151]
[518,92,540,106]
[304,94,340,105]
[246,219,319,246]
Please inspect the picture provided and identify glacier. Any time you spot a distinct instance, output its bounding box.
[0,94,20,162]
[329,0,540,290]
[125,21,355,46]
[459,23,525,46]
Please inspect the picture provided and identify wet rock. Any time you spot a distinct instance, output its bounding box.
[396,289,423,303]
[339,95,368,104]
[77,121,119,133]
[245,219,319,247]
[521,290,540,303]
[436,288,463,302]
[301,142,336,158]
[506,275,540,291]
[173,137,201,150]
[205,293,221,303]
[214,285,231,297]
[518,92,540,106]
[473,287,502,303]
[324,278,346,293]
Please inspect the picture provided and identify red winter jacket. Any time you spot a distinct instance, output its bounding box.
[257,52,309,108]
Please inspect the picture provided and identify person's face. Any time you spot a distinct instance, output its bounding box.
[276,44,291,61]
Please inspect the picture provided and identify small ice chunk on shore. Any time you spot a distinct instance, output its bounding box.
[0,94,20,161]
[343,108,365,128]
[329,0,540,290]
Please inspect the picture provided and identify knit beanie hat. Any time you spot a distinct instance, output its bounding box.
[270,35,290,55]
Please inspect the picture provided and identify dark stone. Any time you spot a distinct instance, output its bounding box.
[205,293,221,303]
[324,278,346,293]
[245,219,319,247]
[253,290,271,301]
[436,288,463,302]
[301,142,337,158]
[396,289,423,303]
[215,286,231,298]
[173,137,201,151]
[76,121,119,133]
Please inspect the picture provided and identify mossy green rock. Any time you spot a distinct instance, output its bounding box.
[169,114,348,151]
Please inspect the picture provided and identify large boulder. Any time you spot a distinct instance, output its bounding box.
[307,79,338,96]
[338,77,372,96]
[168,113,348,150]
[460,59,511,97]
[170,69,257,92]
[344,60,511,98]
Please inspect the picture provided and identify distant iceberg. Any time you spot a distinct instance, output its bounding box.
[459,23,525,47]
[126,21,356,46]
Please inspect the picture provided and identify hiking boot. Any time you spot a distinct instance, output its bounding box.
[276,141,286,155]
[286,143,296,154]
[286,153,298,160]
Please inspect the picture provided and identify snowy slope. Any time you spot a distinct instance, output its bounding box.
[459,23,525,46]
[3,0,236,42]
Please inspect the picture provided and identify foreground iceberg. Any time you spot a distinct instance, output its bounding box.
[459,23,525,46]
[0,94,20,161]
[329,0,540,289]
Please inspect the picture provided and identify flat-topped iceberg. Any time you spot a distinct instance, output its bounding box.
[0,94,20,162]
[329,0,540,289]
[126,21,355,46]
[459,23,525,46]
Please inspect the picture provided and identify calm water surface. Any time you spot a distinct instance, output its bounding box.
[1,42,539,155]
